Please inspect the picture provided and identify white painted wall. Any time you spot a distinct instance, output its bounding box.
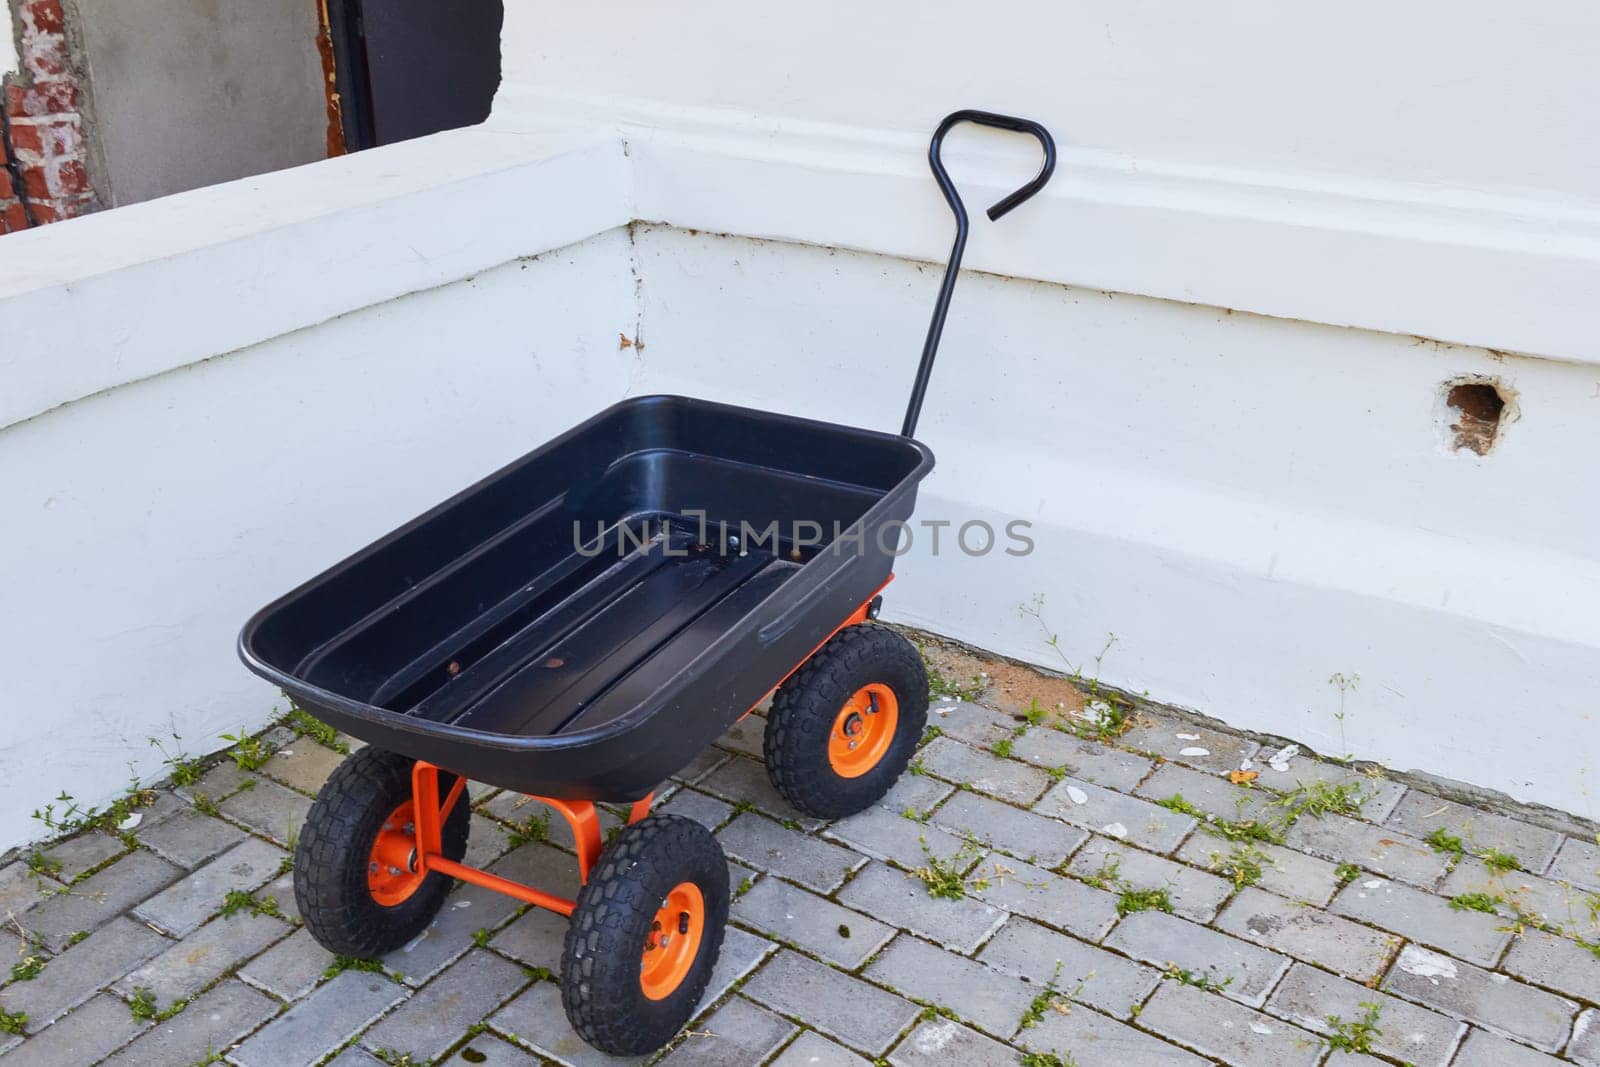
[0,231,635,849]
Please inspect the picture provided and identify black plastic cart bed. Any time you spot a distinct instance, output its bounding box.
[238,109,1055,1056]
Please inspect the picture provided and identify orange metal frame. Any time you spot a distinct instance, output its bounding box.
[404,581,889,918]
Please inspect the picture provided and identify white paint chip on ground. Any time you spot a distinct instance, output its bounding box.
[1398,945,1458,981]
[1102,822,1128,839]
[1175,733,1201,741]
[1249,1022,1274,1035]
[1179,747,1210,757]
[1268,744,1299,771]
[1065,786,1089,806]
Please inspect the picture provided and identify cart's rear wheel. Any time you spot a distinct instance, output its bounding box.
[294,747,470,957]
[561,814,727,1055]
[764,622,928,818]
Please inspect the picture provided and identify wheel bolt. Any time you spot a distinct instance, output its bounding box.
[388,866,402,876]
[848,740,858,749]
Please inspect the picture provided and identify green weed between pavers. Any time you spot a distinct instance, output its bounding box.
[734,876,754,899]
[1335,863,1361,886]
[1162,964,1232,993]
[219,729,273,771]
[912,837,987,900]
[372,1050,424,1067]
[1480,847,1521,874]
[506,809,551,848]
[32,774,159,842]
[9,948,44,982]
[1271,780,1368,821]
[1021,1053,1078,1067]
[1425,827,1465,859]
[278,706,349,753]
[1156,794,1283,845]
[991,738,1015,759]
[0,1010,27,1035]
[218,889,281,919]
[148,732,204,788]
[1117,886,1174,916]
[323,955,388,980]
[1449,892,1504,914]
[126,985,187,1023]
[1325,1001,1382,1054]
[1018,962,1071,1030]
[1206,844,1266,889]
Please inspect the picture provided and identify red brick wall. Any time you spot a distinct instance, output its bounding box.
[2,0,96,233]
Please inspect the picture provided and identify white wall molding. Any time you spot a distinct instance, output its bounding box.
[494,89,1600,368]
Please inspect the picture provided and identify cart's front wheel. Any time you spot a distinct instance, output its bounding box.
[562,814,728,1055]
[764,622,928,818]
[294,747,470,957]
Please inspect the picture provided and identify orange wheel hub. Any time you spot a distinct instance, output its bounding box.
[368,801,427,906]
[639,881,705,1000]
[827,683,899,778]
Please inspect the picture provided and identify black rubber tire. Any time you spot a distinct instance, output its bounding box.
[561,814,728,1055]
[294,747,470,957]
[764,622,929,819]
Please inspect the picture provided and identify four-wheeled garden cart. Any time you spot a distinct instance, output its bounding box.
[239,110,1055,1056]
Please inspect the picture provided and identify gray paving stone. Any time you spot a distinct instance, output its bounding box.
[717,814,865,893]
[1265,962,1464,1067]
[0,993,148,1066]
[1176,835,1344,904]
[136,808,249,869]
[324,1048,391,1067]
[1547,835,1600,891]
[768,1030,870,1066]
[1034,775,1196,853]
[670,747,729,786]
[176,761,259,804]
[1383,944,1575,1052]
[364,949,528,1060]
[490,906,570,973]
[39,831,126,882]
[440,1032,543,1066]
[491,979,648,1066]
[836,863,1005,953]
[977,918,1159,1020]
[1105,910,1291,1006]
[229,969,405,1067]
[657,996,795,1067]
[865,935,1035,1037]
[927,790,1087,868]
[114,912,291,1009]
[1138,980,1323,1067]
[712,716,767,759]
[1504,925,1600,1004]
[925,699,1018,748]
[698,757,823,830]
[696,925,776,1017]
[0,917,167,1033]
[743,950,920,1056]
[464,813,514,868]
[888,1017,1021,1065]
[1453,1027,1567,1067]
[261,740,347,795]
[1332,877,1512,967]
[1442,855,1600,936]
[1135,761,1278,825]
[1384,791,1562,873]
[915,737,1050,805]
[1121,712,1260,774]
[217,778,312,846]
[970,855,1120,942]
[1281,812,1450,888]
[1069,838,1233,922]
[823,806,974,871]
[0,862,47,919]
[1017,1002,1208,1066]
[1574,1009,1600,1067]
[1215,886,1398,982]
[101,979,278,1067]
[134,837,285,936]
[1007,728,1154,790]
[658,788,734,831]
[1250,760,1406,824]
[256,867,300,923]
[876,771,955,816]
[237,926,335,1001]
[20,850,183,951]
[732,876,893,969]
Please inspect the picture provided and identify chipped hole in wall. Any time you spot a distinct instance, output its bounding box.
[1440,377,1511,455]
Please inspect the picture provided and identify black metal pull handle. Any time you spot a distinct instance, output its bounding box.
[901,110,1056,438]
